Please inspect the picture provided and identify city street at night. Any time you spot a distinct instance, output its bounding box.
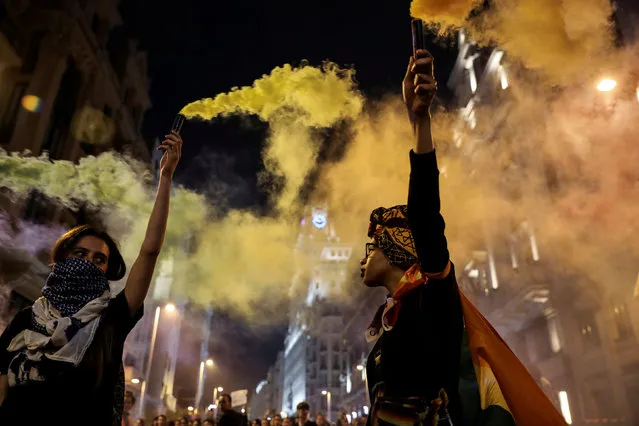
[1,1,639,425]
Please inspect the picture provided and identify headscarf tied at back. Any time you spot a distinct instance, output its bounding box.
[368,205,418,270]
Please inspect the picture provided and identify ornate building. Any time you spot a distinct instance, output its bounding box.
[248,207,354,421]
[281,206,353,420]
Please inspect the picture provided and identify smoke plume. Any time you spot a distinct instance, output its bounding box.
[411,0,615,83]
[410,0,483,30]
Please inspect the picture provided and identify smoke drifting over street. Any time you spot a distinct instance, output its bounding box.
[2,0,638,322]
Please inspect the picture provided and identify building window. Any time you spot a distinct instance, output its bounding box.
[578,313,601,349]
[320,355,327,370]
[613,304,633,340]
[527,317,553,362]
[545,309,562,353]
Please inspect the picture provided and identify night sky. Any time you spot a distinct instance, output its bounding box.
[118,0,457,395]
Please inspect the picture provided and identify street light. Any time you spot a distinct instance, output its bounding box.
[321,390,332,422]
[137,302,180,418]
[131,378,140,384]
[355,364,364,371]
[195,359,215,414]
[597,78,617,92]
[213,386,224,404]
[188,406,194,412]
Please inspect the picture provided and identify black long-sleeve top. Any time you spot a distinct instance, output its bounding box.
[366,150,465,425]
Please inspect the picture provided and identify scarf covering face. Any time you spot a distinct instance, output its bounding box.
[368,205,419,270]
[363,208,567,425]
[7,258,111,386]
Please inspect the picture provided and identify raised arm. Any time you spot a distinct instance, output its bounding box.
[403,49,451,277]
[124,132,183,313]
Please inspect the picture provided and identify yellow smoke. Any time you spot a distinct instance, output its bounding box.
[412,0,615,83]
[180,62,363,127]
[182,62,362,214]
[410,0,483,30]
[319,42,639,301]
[161,62,364,318]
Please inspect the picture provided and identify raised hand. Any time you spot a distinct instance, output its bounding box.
[403,49,437,125]
[158,131,183,178]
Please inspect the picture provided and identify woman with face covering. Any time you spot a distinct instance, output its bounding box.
[361,50,567,426]
[0,131,183,425]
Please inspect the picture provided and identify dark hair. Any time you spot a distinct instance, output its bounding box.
[296,402,310,411]
[50,225,126,280]
[222,393,232,404]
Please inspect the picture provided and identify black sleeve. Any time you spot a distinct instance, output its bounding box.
[0,309,31,375]
[407,149,450,276]
[101,291,144,338]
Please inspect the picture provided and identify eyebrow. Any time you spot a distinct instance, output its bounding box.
[73,247,108,258]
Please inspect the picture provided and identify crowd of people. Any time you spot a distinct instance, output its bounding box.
[248,402,367,426]
[128,399,368,426]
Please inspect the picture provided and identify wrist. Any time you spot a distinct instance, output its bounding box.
[159,171,173,182]
[414,115,434,154]
[412,113,431,127]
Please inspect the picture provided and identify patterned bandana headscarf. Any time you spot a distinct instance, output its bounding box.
[368,205,419,270]
[365,205,428,342]
[7,258,111,386]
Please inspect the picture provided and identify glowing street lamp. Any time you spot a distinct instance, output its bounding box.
[597,78,617,92]
[214,386,224,403]
[321,390,332,422]
[355,364,364,371]
[164,303,176,312]
[188,406,194,412]
[196,359,216,415]
[131,378,140,384]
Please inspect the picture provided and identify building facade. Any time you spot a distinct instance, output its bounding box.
[336,286,384,420]
[282,206,353,420]
[446,25,639,426]
[249,207,354,421]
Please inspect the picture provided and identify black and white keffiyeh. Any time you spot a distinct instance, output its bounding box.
[6,258,111,386]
